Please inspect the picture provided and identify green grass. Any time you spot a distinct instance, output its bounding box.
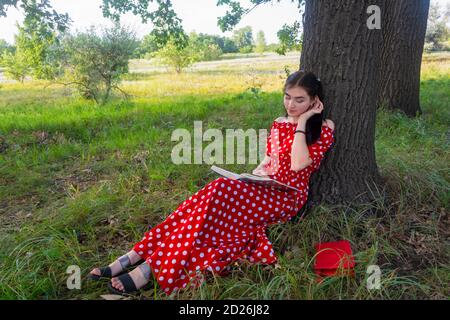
[0,53,448,300]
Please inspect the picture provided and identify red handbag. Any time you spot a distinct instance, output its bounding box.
[313,240,355,280]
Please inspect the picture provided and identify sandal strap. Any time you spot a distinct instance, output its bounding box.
[118,254,131,270]
[138,262,152,280]
[116,273,138,293]
[98,266,112,277]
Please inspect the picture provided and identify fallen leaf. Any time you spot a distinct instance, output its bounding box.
[100,294,127,300]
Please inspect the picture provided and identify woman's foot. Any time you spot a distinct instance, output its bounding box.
[90,250,142,279]
[110,262,152,293]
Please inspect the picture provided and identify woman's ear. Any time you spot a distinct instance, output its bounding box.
[309,97,318,109]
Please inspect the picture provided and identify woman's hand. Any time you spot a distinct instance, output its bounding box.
[252,155,272,176]
[300,98,324,121]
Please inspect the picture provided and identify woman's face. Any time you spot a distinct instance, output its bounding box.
[283,85,316,117]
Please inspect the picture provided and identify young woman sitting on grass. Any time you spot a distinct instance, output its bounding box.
[89,70,335,296]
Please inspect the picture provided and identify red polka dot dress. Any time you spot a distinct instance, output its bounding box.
[132,120,335,295]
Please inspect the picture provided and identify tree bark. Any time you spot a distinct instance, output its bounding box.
[299,0,384,206]
[378,0,430,117]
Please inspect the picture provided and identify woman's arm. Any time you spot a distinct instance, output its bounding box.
[291,118,335,171]
[290,116,313,171]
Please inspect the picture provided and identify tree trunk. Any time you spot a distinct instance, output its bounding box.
[299,0,384,206]
[378,0,430,117]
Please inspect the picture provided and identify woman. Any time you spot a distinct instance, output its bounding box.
[89,70,335,296]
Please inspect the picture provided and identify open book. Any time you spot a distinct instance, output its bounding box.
[211,165,301,192]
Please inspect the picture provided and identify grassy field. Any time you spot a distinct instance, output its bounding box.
[0,52,448,300]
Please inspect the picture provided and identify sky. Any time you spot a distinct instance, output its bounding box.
[0,0,302,44]
[0,0,448,45]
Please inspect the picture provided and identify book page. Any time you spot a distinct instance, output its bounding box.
[238,177,300,192]
[210,165,241,180]
[211,165,300,192]
[240,173,272,181]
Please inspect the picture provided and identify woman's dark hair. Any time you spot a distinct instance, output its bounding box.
[283,70,324,145]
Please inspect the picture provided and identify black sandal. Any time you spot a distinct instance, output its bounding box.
[107,263,154,296]
[89,266,113,281]
[89,254,142,281]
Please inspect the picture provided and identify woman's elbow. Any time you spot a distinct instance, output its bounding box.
[290,158,313,172]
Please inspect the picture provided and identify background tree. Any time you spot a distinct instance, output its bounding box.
[232,26,254,53]
[425,2,450,52]
[276,21,302,55]
[14,21,62,80]
[1,44,29,82]
[378,0,431,117]
[0,1,69,81]
[61,24,138,104]
[222,38,239,53]
[255,30,266,54]
[135,33,160,58]
[0,39,15,56]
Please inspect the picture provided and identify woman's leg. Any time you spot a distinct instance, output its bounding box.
[110,260,153,292]
[89,250,142,277]
[90,223,159,278]
[108,178,224,293]
[107,177,226,291]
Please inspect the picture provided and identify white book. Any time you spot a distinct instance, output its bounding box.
[210,165,301,193]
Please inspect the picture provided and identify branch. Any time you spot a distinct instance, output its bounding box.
[112,84,132,100]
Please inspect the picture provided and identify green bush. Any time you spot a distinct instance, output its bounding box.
[239,45,254,54]
[154,38,197,73]
[61,24,138,104]
[1,50,29,82]
[188,32,224,61]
